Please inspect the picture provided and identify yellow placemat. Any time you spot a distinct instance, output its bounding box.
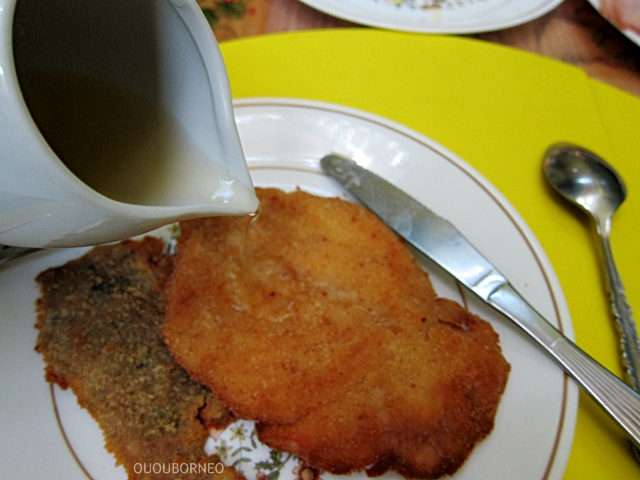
[220,28,640,479]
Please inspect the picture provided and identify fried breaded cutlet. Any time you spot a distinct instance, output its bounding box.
[35,238,241,480]
[163,188,511,479]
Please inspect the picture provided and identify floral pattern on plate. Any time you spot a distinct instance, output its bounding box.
[374,0,487,10]
[198,0,268,41]
[207,420,324,480]
[298,0,564,33]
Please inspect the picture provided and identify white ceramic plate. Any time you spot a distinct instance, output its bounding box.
[0,98,576,480]
[586,0,640,47]
[297,0,564,34]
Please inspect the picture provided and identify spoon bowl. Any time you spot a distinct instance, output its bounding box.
[543,143,627,225]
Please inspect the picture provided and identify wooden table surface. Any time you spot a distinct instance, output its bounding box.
[200,0,640,97]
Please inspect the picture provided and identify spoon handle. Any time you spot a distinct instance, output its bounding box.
[598,233,640,392]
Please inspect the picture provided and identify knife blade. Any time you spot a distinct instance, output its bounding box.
[321,153,640,448]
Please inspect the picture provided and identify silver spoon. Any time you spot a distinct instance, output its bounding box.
[543,143,640,398]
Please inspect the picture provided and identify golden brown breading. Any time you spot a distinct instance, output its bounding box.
[163,188,510,479]
[35,238,237,480]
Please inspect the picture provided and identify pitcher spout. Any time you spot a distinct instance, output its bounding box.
[1,0,256,248]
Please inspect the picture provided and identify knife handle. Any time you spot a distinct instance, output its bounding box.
[489,282,640,448]
[321,153,640,448]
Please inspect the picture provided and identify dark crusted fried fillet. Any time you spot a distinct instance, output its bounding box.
[163,188,511,479]
[35,238,239,480]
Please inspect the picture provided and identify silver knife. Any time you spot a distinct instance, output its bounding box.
[321,153,640,448]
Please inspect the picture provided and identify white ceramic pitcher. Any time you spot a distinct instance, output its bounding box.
[0,0,258,248]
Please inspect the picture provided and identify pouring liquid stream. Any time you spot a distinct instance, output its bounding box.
[18,71,255,210]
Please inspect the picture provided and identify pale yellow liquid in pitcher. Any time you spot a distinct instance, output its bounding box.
[18,71,254,209]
